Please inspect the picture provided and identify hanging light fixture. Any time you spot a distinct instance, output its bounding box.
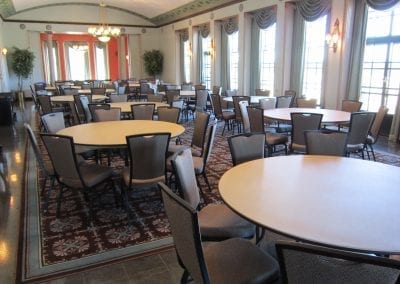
[88,1,120,43]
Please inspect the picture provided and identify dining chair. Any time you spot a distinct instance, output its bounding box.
[130,103,155,120]
[346,111,376,159]
[73,94,92,123]
[165,90,181,106]
[304,130,348,156]
[365,106,389,161]
[37,95,64,115]
[276,95,294,108]
[337,99,363,131]
[68,101,81,125]
[159,182,280,284]
[88,103,110,122]
[187,89,209,118]
[232,96,250,134]
[138,82,152,101]
[212,85,222,95]
[25,123,56,211]
[255,89,270,96]
[157,106,180,123]
[290,112,323,153]
[122,133,171,202]
[246,106,288,156]
[41,112,66,133]
[259,97,276,110]
[147,94,163,102]
[181,83,193,91]
[63,88,79,96]
[296,98,317,108]
[171,147,257,241]
[228,133,265,166]
[276,240,400,284]
[210,94,235,135]
[109,94,128,102]
[40,133,116,220]
[91,87,106,95]
[94,108,121,122]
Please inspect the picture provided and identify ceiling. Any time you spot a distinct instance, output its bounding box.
[0,0,241,26]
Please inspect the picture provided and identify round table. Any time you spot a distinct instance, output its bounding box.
[158,90,195,98]
[50,94,107,103]
[108,102,169,113]
[57,120,185,147]
[219,155,400,254]
[223,96,269,104]
[264,108,350,123]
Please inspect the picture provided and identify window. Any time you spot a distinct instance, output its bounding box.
[65,42,90,80]
[228,31,239,90]
[360,4,400,114]
[302,15,328,104]
[183,41,191,83]
[94,43,109,80]
[42,41,60,83]
[201,36,211,89]
[259,24,276,95]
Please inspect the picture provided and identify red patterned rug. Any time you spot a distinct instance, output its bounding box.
[19,118,400,282]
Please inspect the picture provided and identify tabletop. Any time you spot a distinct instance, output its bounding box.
[223,96,270,104]
[108,102,169,113]
[57,120,185,147]
[219,155,400,254]
[50,94,108,103]
[158,90,195,97]
[264,108,350,123]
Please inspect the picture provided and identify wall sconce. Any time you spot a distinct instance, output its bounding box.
[1,48,7,55]
[326,18,340,52]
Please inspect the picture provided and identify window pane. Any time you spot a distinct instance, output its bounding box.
[259,24,276,96]
[95,43,108,80]
[229,31,239,90]
[183,40,191,83]
[302,15,327,104]
[201,37,211,89]
[65,43,90,80]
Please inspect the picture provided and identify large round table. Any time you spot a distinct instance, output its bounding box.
[219,155,400,254]
[57,120,185,147]
[264,108,350,123]
[108,102,169,113]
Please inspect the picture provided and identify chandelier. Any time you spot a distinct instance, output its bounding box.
[88,1,120,43]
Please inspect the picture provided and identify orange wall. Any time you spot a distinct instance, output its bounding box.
[40,33,119,81]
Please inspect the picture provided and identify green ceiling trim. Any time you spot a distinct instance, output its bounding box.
[151,0,238,26]
[0,0,16,19]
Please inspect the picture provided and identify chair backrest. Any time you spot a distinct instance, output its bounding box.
[181,83,193,91]
[255,89,270,96]
[73,94,92,122]
[195,89,209,112]
[80,95,92,122]
[68,102,81,125]
[63,88,79,96]
[296,98,317,108]
[157,106,180,123]
[284,90,296,105]
[342,100,362,113]
[191,111,210,153]
[370,106,389,140]
[171,148,201,209]
[247,106,265,133]
[305,130,348,156]
[24,123,50,175]
[34,82,46,91]
[347,112,376,146]
[117,85,126,95]
[276,95,293,108]
[212,85,222,95]
[131,103,155,120]
[232,96,250,121]
[91,87,106,95]
[276,240,400,284]
[259,97,276,110]
[88,103,110,122]
[172,99,185,111]
[147,94,163,102]
[194,84,206,91]
[210,94,223,119]
[37,95,53,115]
[239,100,250,133]
[41,112,65,133]
[290,112,323,152]
[94,108,121,122]
[228,133,265,166]
[201,118,218,166]
[126,133,171,186]
[166,90,180,106]
[140,82,151,94]
[109,94,128,103]
[40,133,83,189]
[159,182,210,284]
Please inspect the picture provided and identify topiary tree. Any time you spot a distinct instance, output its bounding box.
[10,47,35,93]
[143,49,163,79]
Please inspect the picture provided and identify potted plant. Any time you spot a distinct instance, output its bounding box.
[10,47,35,102]
[143,49,163,80]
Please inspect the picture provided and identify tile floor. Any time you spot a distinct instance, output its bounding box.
[1,101,400,283]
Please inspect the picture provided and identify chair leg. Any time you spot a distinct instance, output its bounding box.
[180,270,190,284]
[370,144,376,161]
[202,172,211,191]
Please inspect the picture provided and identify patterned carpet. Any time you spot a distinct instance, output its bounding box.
[19,119,400,282]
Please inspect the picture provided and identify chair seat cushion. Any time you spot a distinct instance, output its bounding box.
[265,133,288,145]
[79,163,113,188]
[203,238,279,283]
[122,167,165,187]
[222,111,235,120]
[198,204,255,239]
